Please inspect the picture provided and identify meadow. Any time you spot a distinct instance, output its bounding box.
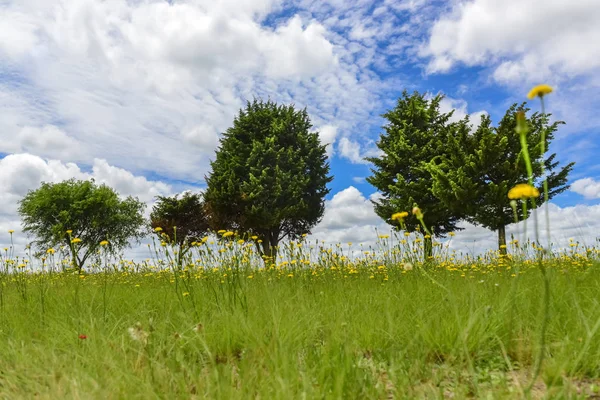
[1,234,600,399]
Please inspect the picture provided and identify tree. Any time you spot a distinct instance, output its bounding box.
[366,91,463,260]
[204,99,332,263]
[18,179,146,271]
[426,104,574,252]
[150,192,209,246]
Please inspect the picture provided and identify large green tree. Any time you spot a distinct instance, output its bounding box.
[366,91,463,259]
[204,99,332,262]
[18,179,146,270]
[150,192,209,246]
[426,104,574,252]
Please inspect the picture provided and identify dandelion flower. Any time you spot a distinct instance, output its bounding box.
[71,238,82,244]
[403,262,413,271]
[46,248,55,254]
[66,230,73,234]
[128,323,149,345]
[391,211,409,221]
[100,240,109,246]
[154,227,163,232]
[223,231,234,238]
[8,229,14,234]
[527,84,553,100]
[508,183,540,200]
[217,230,226,234]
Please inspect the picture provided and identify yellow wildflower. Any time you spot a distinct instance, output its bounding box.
[217,230,226,234]
[527,84,553,100]
[100,240,109,246]
[8,229,14,234]
[391,211,409,221]
[222,231,234,238]
[251,235,258,240]
[508,183,540,200]
[66,230,73,234]
[71,238,82,244]
[46,248,55,254]
[378,234,389,239]
[154,227,163,232]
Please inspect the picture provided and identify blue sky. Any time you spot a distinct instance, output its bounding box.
[0,0,599,255]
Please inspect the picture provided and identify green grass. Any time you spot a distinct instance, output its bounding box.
[2,258,600,399]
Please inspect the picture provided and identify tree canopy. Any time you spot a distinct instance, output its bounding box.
[204,99,332,262]
[18,179,146,270]
[366,91,464,259]
[150,192,209,246]
[426,104,574,251]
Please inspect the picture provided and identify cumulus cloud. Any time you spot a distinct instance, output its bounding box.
[0,0,384,182]
[337,137,382,164]
[571,178,600,199]
[423,0,600,84]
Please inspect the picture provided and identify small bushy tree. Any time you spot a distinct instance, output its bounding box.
[150,192,209,246]
[204,99,332,262]
[18,179,146,271]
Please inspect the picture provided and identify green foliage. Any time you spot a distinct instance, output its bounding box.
[204,99,332,259]
[366,91,463,258]
[18,179,146,269]
[150,192,209,246]
[425,104,574,249]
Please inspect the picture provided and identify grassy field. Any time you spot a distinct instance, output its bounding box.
[1,237,600,399]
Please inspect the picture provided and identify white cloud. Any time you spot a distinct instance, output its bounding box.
[571,178,600,199]
[0,0,381,182]
[424,0,600,84]
[437,95,487,124]
[311,186,389,244]
[337,137,382,164]
[317,124,338,157]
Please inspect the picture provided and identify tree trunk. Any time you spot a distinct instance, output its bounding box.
[498,224,507,255]
[424,235,433,262]
[260,230,279,266]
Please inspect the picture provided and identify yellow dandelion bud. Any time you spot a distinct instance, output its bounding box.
[154,227,163,232]
[508,183,540,200]
[100,240,109,246]
[391,211,409,221]
[71,238,82,244]
[527,84,553,100]
[412,206,423,219]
